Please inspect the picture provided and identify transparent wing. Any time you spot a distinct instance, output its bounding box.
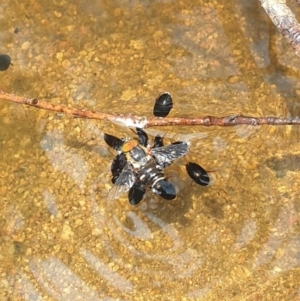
[151,142,189,168]
[107,163,137,201]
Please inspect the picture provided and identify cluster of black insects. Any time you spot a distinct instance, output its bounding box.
[104,92,210,205]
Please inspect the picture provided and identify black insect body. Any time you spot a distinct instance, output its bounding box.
[128,181,146,205]
[136,127,148,147]
[153,92,173,117]
[104,133,124,151]
[186,162,210,186]
[152,134,164,148]
[128,157,176,205]
[104,130,188,205]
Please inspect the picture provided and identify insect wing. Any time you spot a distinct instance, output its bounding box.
[107,163,136,201]
[111,153,127,184]
[104,133,124,151]
[151,142,189,168]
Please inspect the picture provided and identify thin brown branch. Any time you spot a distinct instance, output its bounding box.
[0,91,113,120]
[146,115,300,126]
[259,0,300,57]
[0,90,148,128]
[1,90,300,128]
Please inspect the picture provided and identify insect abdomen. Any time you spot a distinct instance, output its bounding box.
[137,159,164,186]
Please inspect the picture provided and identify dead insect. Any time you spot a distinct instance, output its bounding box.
[104,91,211,204]
[104,129,189,205]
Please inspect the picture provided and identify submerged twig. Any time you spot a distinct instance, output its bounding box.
[0,90,148,128]
[1,90,300,128]
[259,0,300,57]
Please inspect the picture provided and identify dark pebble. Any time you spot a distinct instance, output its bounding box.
[0,54,11,71]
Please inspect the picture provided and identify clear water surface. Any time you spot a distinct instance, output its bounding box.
[1,0,300,300]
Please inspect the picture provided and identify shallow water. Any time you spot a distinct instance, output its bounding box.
[1,0,300,300]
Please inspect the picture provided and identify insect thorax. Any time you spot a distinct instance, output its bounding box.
[122,139,150,168]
